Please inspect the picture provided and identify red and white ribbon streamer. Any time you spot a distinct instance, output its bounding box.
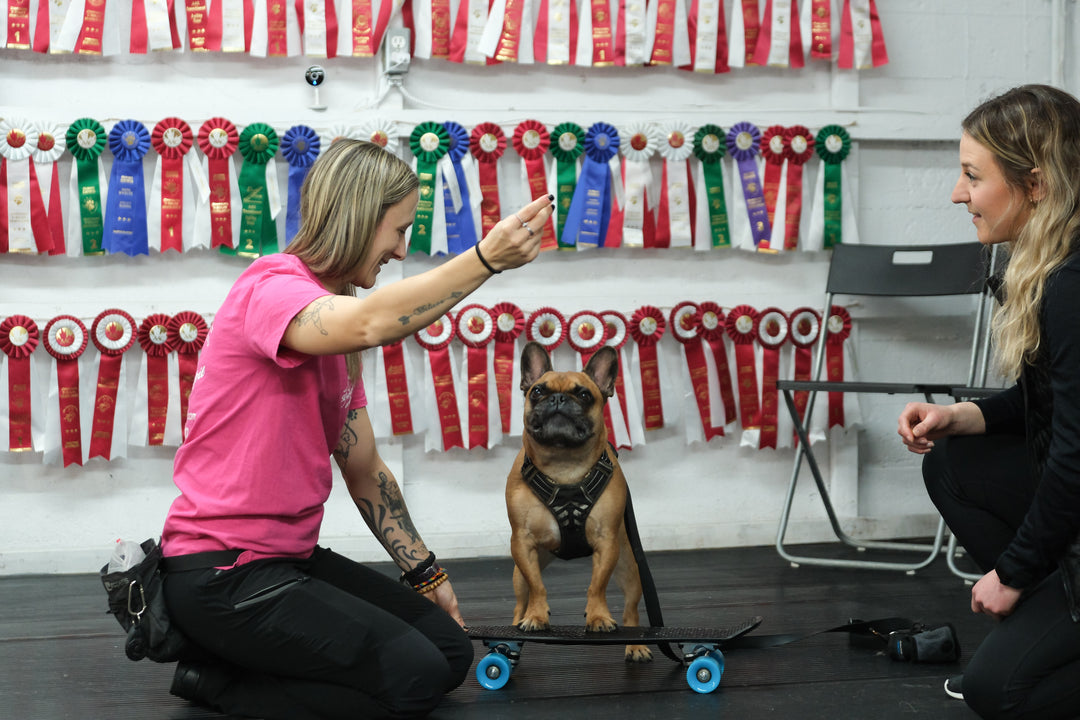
[751,0,803,68]
[800,0,833,60]
[129,0,182,53]
[824,304,861,429]
[0,118,54,254]
[249,0,302,56]
[779,125,814,251]
[477,0,530,62]
[685,0,728,73]
[168,311,207,440]
[409,0,454,59]
[628,305,666,431]
[619,122,662,248]
[533,0,577,64]
[371,339,417,439]
[757,124,786,253]
[42,315,88,467]
[753,307,787,449]
[30,122,66,256]
[0,315,42,452]
[87,309,135,461]
[150,118,206,253]
[727,0,760,68]
[787,306,824,445]
[492,301,525,435]
[55,0,123,54]
[130,313,181,447]
[696,301,737,429]
[646,0,689,66]
[724,304,760,437]
[339,0,401,57]
[415,313,464,452]
[601,310,643,449]
[656,122,696,249]
[455,304,501,449]
[837,0,886,69]
[669,301,721,444]
[298,0,339,56]
[194,118,240,250]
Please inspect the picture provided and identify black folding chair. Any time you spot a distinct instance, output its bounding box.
[775,242,994,572]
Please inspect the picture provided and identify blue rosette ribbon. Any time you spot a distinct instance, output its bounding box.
[280,125,321,245]
[561,122,620,249]
[726,122,772,248]
[104,120,151,256]
[441,121,479,255]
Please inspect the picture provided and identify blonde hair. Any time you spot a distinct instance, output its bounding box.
[962,85,1080,380]
[286,140,418,381]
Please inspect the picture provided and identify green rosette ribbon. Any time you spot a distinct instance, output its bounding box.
[815,125,851,249]
[550,122,585,249]
[223,122,280,259]
[408,122,451,255]
[693,124,731,248]
[65,118,108,256]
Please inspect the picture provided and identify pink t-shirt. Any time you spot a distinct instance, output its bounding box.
[162,253,367,563]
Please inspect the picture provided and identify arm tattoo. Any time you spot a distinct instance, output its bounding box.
[354,472,425,567]
[332,410,360,464]
[293,296,336,336]
[397,290,465,326]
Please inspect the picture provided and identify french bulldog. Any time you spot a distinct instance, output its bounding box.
[505,341,651,662]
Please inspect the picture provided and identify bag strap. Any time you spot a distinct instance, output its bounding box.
[161,550,243,572]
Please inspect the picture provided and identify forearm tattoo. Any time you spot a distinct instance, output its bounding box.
[332,410,360,464]
[354,471,425,568]
[397,290,465,326]
[293,296,335,336]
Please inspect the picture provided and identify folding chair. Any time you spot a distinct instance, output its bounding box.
[775,242,993,572]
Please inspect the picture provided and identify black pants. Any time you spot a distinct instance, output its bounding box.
[163,546,473,720]
[924,434,1080,719]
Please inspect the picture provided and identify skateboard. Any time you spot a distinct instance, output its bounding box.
[468,616,763,694]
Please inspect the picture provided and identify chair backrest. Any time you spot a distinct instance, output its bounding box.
[826,242,990,298]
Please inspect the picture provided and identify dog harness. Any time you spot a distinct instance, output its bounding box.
[521,450,615,560]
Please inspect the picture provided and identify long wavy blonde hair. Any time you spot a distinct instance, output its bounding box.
[962,85,1080,380]
[286,140,418,382]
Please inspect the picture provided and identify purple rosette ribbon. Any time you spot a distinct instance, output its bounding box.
[442,121,479,255]
[280,125,321,245]
[562,121,621,248]
[104,120,151,256]
[726,122,772,248]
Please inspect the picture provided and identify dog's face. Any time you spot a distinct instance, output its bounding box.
[519,341,618,450]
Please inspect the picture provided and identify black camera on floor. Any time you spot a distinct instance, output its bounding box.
[886,623,960,664]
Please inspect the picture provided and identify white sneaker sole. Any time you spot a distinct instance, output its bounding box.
[944,678,964,700]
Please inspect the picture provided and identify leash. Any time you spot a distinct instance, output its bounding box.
[622,486,682,662]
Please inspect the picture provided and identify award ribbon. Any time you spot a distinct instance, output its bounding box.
[0,119,53,254]
[455,304,498,449]
[685,0,728,73]
[489,0,526,62]
[533,0,577,64]
[619,122,661,248]
[66,118,107,256]
[782,125,814,250]
[492,301,524,433]
[512,120,557,251]
[442,121,480,255]
[88,309,136,460]
[724,304,760,431]
[43,315,88,467]
[361,119,400,156]
[280,125,321,245]
[759,124,786,237]
[586,0,615,65]
[470,122,506,240]
[228,122,280,258]
[31,123,66,256]
[167,311,207,440]
[808,0,830,58]
[183,0,222,50]
[449,0,493,64]
[752,0,803,68]
[550,122,585,248]
[825,305,851,427]
[130,0,182,53]
[670,302,721,441]
[727,0,760,67]
[562,122,619,249]
[150,118,196,254]
[380,340,415,435]
[6,0,31,47]
[197,118,240,249]
[408,121,450,255]
[104,120,151,257]
[525,306,567,351]
[754,307,787,449]
[300,0,340,58]
[656,122,695,249]
[567,310,608,365]
[601,310,637,449]
[787,306,820,443]
[816,124,850,248]
[727,122,771,249]
[838,0,887,69]
[137,313,175,446]
[0,315,39,451]
[696,301,736,427]
[70,0,109,54]
[692,124,730,249]
[628,305,666,430]
[414,314,463,451]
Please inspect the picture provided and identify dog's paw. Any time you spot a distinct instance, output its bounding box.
[624,645,653,663]
[517,617,550,632]
[585,615,618,633]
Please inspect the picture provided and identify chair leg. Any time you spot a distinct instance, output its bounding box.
[945,533,982,582]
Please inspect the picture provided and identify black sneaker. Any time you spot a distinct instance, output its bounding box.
[944,675,964,700]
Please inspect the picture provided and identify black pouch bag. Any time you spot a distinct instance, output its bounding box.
[99,537,192,663]
[886,623,961,664]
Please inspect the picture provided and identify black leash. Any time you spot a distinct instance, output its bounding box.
[720,616,915,650]
[623,486,682,662]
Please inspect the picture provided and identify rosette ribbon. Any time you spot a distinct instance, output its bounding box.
[781,125,814,251]
[408,122,450,255]
[150,118,200,253]
[724,304,760,435]
[692,125,731,250]
[550,122,585,247]
[250,0,302,56]
[628,305,666,431]
[838,0,887,69]
[65,118,108,256]
[492,301,524,434]
[0,119,53,254]
[619,123,662,248]
[532,0,577,64]
[104,120,151,257]
[751,0,804,68]
[470,123,506,240]
[130,0,182,54]
[31,123,66,255]
[225,122,280,258]
[512,120,557,251]
[810,124,852,249]
[754,307,788,449]
[414,314,464,452]
[361,119,401,156]
[600,310,642,449]
[787,307,821,444]
[657,122,696,249]
[455,305,501,449]
[758,124,786,251]
[669,302,721,443]
[525,306,567,352]
[805,0,832,59]
[132,314,177,447]
[167,311,207,440]
[684,0,728,73]
[197,118,240,249]
[376,339,416,437]
[88,309,136,460]
[441,121,481,255]
[0,315,40,451]
[696,301,736,428]
[562,122,620,249]
[727,0,761,68]
[43,315,88,467]
[567,310,608,367]
[825,305,851,428]
[726,122,771,250]
[280,125,321,245]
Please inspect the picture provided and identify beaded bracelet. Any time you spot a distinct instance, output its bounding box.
[415,570,449,595]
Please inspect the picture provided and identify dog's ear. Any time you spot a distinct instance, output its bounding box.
[520,341,553,393]
[583,346,618,398]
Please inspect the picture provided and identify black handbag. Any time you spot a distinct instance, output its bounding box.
[99,537,192,663]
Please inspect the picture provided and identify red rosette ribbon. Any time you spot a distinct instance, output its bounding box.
[414,314,463,451]
[629,305,666,431]
[1,315,39,451]
[43,315,88,467]
[567,310,608,365]
[670,302,721,441]
[88,309,136,460]
[512,120,557,251]
[470,123,507,239]
[137,314,175,446]
[724,304,760,431]
[825,305,852,427]
[197,118,240,249]
[758,125,787,251]
[696,302,737,428]
[455,304,497,449]
[167,311,207,440]
[600,310,633,449]
[525,306,567,351]
[782,126,815,251]
[151,118,195,252]
[787,307,821,440]
[754,307,789,449]
[492,302,525,433]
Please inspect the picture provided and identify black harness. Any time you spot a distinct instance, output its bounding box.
[520,450,615,560]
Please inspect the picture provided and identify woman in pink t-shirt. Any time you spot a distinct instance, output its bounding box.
[160,140,554,719]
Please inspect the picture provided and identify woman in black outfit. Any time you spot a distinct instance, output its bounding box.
[897,84,1080,719]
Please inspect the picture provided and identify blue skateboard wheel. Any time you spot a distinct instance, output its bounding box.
[686,650,724,694]
[476,652,513,690]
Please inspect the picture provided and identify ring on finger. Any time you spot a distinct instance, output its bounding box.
[514,214,528,228]
[526,225,535,237]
